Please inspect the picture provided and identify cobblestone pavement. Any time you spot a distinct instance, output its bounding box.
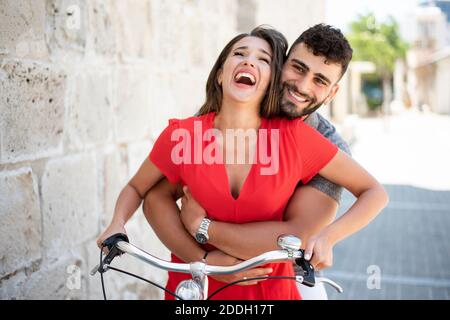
[325,110,450,300]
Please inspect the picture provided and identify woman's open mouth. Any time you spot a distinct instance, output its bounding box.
[234,71,256,88]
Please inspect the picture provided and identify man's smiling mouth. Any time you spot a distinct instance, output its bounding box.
[287,87,309,103]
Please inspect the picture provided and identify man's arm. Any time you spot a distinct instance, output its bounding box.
[180,114,353,261]
[142,178,206,263]
[181,185,338,260]
[143,179,274,284]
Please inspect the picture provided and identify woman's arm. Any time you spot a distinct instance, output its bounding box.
[180,185,339,260]
[181,150,388,263]
[96,157,165,248]
[142,178,273,285]
[302,150,389,269]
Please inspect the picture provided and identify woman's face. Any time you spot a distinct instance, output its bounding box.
[218,36,273,106]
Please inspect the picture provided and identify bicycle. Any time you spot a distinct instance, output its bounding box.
[91,233,343,300]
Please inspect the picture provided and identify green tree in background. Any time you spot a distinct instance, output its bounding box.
[347,13,409,113]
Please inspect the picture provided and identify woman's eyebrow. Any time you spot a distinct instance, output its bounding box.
[259,48,272,59]
[234,46,272,59]
[234,46,248,51]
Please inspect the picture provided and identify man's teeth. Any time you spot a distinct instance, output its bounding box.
[288,89,308,103]
[235,72,256,84]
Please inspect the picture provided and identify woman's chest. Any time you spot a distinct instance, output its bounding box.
[181,153,301,223]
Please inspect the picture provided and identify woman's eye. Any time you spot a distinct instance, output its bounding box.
[260,58,270,64]
[233,51,244,56]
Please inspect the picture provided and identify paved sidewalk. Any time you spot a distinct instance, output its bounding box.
[325,111,450,300]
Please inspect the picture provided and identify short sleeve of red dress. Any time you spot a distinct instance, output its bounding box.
[294,120,339,184]
[149,119,182,184]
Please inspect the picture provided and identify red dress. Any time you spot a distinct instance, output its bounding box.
[149,112,338,300]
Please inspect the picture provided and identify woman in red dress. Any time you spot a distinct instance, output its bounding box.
[97,26,388,300]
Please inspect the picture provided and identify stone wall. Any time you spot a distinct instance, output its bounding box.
[0,0,324,299]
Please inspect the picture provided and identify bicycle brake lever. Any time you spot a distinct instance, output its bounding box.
[91,233,130,275]
[90,264,100,276]
[295,249,315,287]
[102,233,129,251]
[315,277,344,293]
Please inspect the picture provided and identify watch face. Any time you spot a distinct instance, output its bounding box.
[195,233,207,244]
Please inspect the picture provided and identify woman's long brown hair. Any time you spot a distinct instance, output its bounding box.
[197,26,288,118]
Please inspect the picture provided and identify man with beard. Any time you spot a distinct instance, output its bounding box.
[276,23,352,298]
[145,24,353,299]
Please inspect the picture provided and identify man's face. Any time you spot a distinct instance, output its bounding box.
[280,43,342,119]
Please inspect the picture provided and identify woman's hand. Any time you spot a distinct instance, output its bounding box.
[303,228,337,271]
[206,250,273,286]
[96,221,127,254]
[180,186,207,236]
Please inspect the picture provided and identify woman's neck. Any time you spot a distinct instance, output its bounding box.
[215,99,261,131]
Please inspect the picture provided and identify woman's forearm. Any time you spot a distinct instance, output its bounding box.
[207,220,298,260]
[323,184,388,244]
[110,183,144,226]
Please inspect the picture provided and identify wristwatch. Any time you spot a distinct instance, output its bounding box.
[195,218,212,244]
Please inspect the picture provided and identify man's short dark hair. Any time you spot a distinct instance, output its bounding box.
[288,23,353,78]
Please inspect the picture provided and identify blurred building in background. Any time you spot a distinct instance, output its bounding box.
[406,0,450,114]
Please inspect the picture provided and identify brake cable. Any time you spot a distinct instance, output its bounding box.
[99,245,182,300]
[207,276,300,300]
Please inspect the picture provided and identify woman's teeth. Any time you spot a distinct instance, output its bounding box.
[235,72,256,85]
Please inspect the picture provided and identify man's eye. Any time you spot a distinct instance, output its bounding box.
[315,78,326,85]
[294,65,305,73]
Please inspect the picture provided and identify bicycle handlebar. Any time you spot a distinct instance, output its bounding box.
[91,233,343,294]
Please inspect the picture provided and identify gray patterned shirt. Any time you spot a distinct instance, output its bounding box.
[302,112,351,203]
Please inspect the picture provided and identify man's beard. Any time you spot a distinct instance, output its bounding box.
[280,83,324,119]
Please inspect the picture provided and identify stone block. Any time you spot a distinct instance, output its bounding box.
[0,0,48,59]
[41,153,99,259]
[87,0,116,57]
[0,60,66,163]
[114,0,151,59]
[24,256,86,299]
[0,167,41,278]
[113,65,151,143]
[65,67,113,150]
[46,0,88,58]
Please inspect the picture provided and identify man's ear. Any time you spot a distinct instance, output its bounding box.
[324,83,340,105]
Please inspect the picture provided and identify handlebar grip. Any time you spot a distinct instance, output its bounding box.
[98,233,129,273]
[102,233,129,250]
[295,250,315,287]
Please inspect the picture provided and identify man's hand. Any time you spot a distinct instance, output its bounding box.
[206,250,273,286]
[303,228,337,271]
[180,186,207,236]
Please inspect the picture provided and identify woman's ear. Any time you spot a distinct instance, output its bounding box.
[217,69,223,86]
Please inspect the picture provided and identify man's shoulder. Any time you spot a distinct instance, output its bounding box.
[307,112,351,155]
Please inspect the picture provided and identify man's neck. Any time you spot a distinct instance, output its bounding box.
[303,112,320,129]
